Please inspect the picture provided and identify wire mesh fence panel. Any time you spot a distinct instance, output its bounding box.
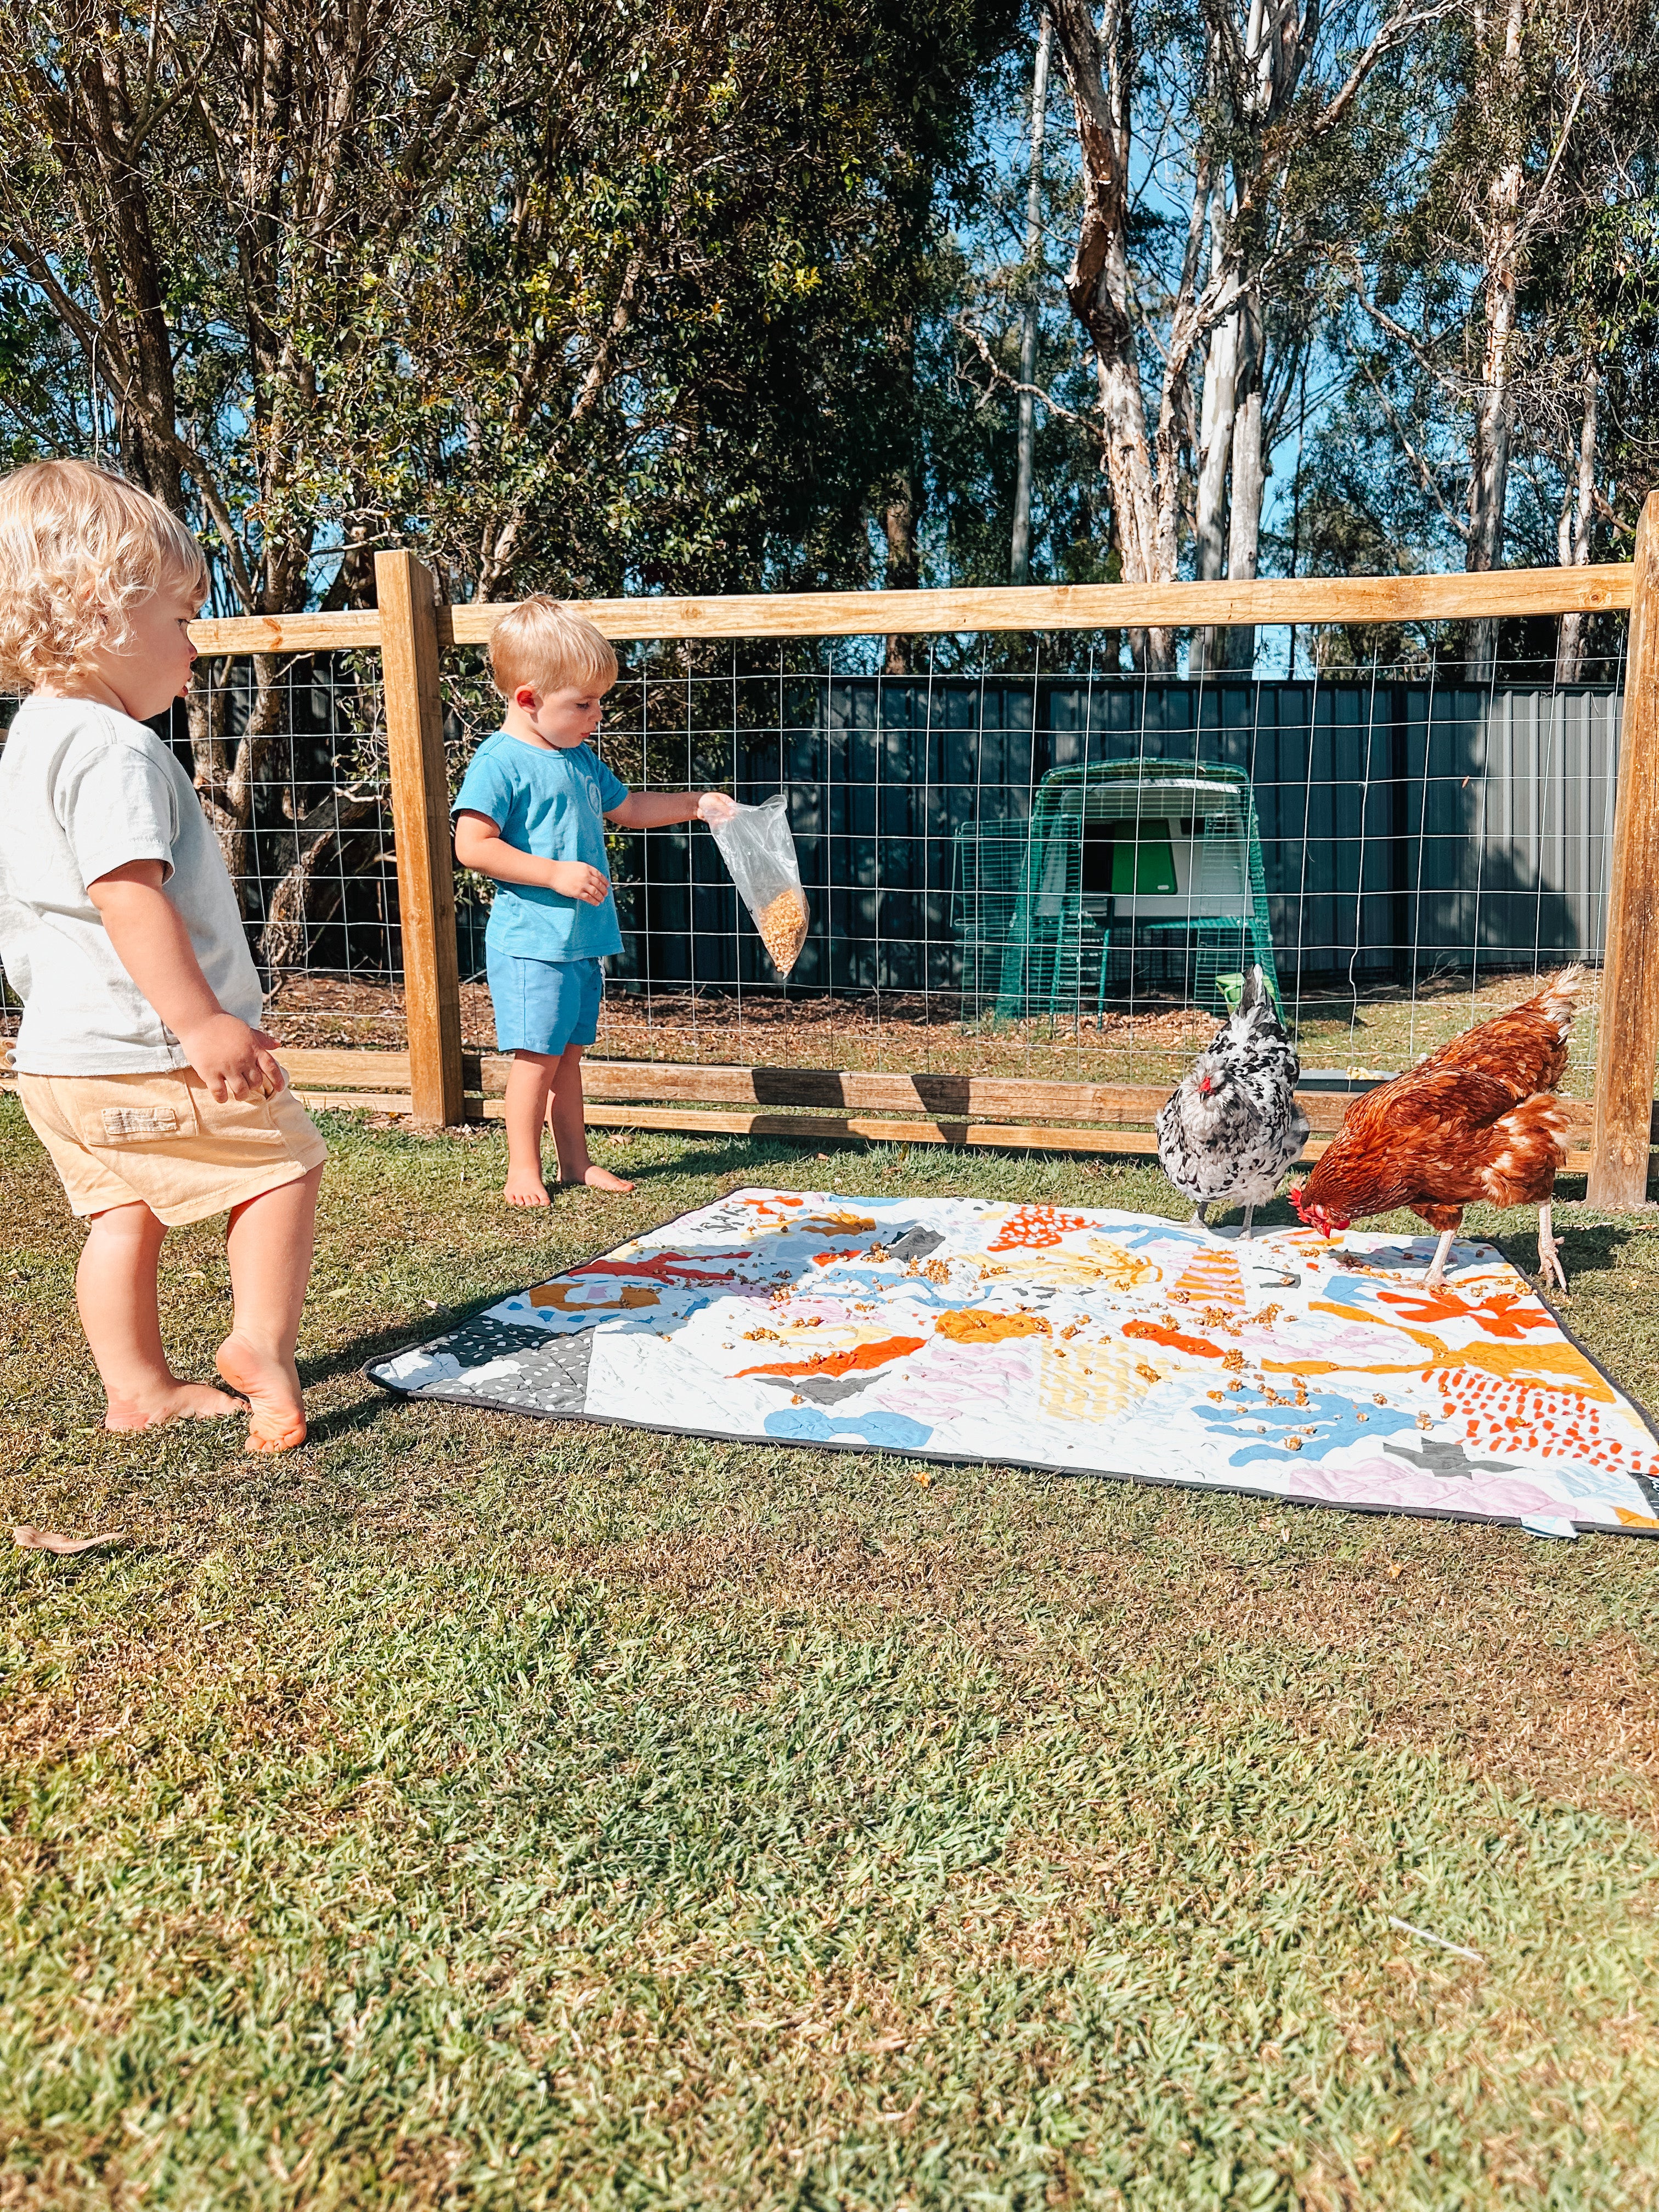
[183,650,404,1049]
[424,629,1615,1096]
[1,618,1627,1109]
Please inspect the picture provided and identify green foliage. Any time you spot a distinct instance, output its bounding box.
[0,0,1019,612]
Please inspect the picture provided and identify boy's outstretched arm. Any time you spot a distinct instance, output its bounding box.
[607,791,736,829]
[87,860,286,1102]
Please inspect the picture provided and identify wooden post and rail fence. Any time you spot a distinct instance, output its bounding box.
[8,511,1659,1205]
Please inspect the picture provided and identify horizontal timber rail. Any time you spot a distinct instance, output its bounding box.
[185,560,1635,654]
[237,1048,1601,1175]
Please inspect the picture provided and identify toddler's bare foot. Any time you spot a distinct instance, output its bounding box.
[215,1333,307,1456]
[565,1163,635,1193]
[504,1167,552,1206]
[104,1379,247,1432]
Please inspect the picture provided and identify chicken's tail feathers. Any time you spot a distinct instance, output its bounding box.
[1480,1092,1590,1206]
[1237,963,1286,1029]
[1533,963,1589,1037]
[1503,1092,1592,1144]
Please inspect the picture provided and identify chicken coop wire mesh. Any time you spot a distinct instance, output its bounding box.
[438,622,1623,1101]
[174,648,404,1048]
[0,617,1627,1106]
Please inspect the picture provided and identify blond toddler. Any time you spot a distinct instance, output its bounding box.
[453,597,734,1204]
[0,461,325,1451]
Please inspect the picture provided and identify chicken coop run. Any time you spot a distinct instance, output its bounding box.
[10,533,1656,1212]
[952,760,1280,1019]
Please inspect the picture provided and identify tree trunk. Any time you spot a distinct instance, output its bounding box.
[1093,326,1172,669]
[1190,198,1239,678]
[1554,363,1599,682]
[882,474,919,676]
[1465,0,1528,681]
[1011,14,1053,586]
[189,653,289,904]
[1051,0,1175,671]
[1223,284,1264,672]
[260,794,385,974]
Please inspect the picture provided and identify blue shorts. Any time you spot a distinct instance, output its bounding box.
[486,950,603,1055]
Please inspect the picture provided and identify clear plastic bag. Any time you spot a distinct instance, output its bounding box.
[709,793,809,975]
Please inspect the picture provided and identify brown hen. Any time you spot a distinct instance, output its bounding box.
[1290,968,1588,1289]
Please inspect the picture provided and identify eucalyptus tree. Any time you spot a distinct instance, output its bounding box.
[1344,0,1658,674]
[1044,0,1440,669]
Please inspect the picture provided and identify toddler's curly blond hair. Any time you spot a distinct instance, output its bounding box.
[0,459,209,693]
[489,594,618,700]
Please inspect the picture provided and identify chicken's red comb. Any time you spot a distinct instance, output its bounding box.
[1289,1183,1311,1221]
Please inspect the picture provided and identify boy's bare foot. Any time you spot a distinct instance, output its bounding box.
[215,1333,307,1455]
[504,1167,553,1206]
[564,1164,635,1193]
[104,1379,247,1432]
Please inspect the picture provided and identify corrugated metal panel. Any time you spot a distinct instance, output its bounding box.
[596,676,1624,995]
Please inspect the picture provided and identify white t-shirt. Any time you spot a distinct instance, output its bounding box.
[0,696,263,1076]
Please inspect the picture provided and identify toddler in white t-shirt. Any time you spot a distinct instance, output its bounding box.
[0,461,324,1452]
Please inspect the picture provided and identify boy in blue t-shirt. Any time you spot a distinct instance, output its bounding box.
[453,596,735,1205]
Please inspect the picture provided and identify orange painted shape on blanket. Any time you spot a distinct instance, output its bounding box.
[737,1335,926,1378]
[1263,1355,1431,1379]
[1434,1368,1649,1470]
[1124,1319,1223,1361]
[1615,1508,1659,1530]
[1455,1341,1615,1398]
[934,1309,1050,1345]
[529,1281,659,1312]
[1170,1246,1245,1307]
[1376,1286,1552,1338]
[986,1204,1093,1252]
[1268,1335,1615,1403]
[1308,1302,1451,1358]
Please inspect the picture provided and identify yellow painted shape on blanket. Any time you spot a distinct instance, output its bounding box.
[1011,1239,1160,1293]
[1039,1339,1164,1424]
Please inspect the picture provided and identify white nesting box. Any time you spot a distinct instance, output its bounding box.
[1029,774,1253,925]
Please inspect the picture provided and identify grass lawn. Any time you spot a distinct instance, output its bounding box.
[3,1094,1658,2210]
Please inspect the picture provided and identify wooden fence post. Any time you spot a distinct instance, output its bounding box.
[1588,489,1659,1209]
[377,549,465,1126]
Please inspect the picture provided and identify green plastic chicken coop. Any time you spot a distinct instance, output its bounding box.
[951,760,1282,1019]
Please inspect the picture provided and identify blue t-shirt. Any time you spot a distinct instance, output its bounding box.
[452,732,629,961]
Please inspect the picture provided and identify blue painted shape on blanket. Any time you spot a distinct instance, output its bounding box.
[1189,1387,1420,1466]
[764,1407,934,1449]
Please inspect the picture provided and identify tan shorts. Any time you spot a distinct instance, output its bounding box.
[16,1067,328,1227]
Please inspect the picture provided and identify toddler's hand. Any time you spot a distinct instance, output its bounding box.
[546,860,611,905]
[697,791,738,824]
[179,1014,287,1103]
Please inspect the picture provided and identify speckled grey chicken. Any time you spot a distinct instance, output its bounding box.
[1156,967,1309,1236]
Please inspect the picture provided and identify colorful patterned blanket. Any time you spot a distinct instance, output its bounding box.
[369,1190,1659,1536]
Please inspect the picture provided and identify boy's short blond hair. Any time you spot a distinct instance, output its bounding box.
[0,459,210,693]
[489,595,618,700]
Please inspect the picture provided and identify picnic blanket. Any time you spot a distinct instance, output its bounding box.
[369,1189,1659,1535]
